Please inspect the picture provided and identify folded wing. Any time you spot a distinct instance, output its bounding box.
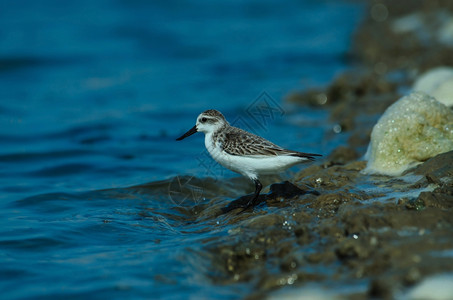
[222,127,321,160]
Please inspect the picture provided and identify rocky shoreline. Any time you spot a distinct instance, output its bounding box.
[202,1,453,299]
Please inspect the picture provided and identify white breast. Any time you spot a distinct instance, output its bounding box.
[204,132,307,180]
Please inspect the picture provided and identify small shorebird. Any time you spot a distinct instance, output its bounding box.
[176,109,321,210]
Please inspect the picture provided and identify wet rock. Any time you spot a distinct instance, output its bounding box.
[279,255,299,272]
[348,129,371,148]
[412,151,453,209]
[328,146,360,165]
[293,224,312,245]
[335,238,370,261]
[413,150,453,183]
[198,2,453,299]
[318,223,344,240]
[368,276,397,300]
[404,197,426,211]
[310,192,353,218]
[268,181,315,198]
[305,251,336,265]
[221,181,316,213]
[257,272,322,291]
[327,71,398,118]
[244,214,286,229]
[287,71,399,128]
[417,189,453,210]
[354,0,453,72]
[296,161,366,190]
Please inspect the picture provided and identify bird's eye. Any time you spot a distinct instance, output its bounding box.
[201,117,207,123]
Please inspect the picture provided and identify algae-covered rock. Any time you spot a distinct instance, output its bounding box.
[413,67,453,107]
[364,91,453,176]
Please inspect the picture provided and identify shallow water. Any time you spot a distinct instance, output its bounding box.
[0,0,363,298]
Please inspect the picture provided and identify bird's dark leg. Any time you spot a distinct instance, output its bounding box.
[245,179,262,208]
[220,179,264,214]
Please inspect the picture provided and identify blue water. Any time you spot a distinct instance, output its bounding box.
[0,0,362,298]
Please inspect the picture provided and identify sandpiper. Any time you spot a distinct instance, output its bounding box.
[176,109,321,210]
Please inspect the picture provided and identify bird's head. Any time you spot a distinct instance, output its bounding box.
[176,109,229,140]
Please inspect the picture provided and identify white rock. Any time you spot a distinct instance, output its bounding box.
[405,273,453,300]
[364,91,453,176]
[413,67,453,107]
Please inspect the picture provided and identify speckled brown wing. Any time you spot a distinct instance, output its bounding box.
[221,127,322,160]
[221,127,285,156]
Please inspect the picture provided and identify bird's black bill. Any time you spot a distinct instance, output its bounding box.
[176,125,198,141]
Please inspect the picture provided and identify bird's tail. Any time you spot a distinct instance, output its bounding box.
[290,151,322,161]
